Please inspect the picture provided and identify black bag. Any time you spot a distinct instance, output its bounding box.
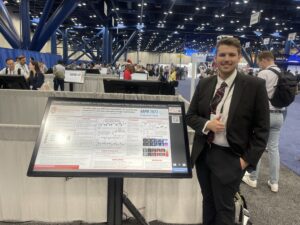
[235,192,252,225]
[268,68,298,108]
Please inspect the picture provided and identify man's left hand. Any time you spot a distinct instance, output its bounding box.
[240,158,249,170]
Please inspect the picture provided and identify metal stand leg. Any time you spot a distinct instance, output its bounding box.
[107,178,149,225]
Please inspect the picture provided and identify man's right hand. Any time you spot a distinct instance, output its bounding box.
[206,115,225,133]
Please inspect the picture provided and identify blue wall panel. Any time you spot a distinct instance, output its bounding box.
[0,47,62,69]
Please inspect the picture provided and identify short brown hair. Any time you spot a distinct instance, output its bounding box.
[257,51,274,61]
[216,37,241,55]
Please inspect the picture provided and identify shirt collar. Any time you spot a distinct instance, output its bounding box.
[217,69,237,88]
[266,64,277,69]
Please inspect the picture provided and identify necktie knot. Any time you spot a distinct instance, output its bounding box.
[220,81,227,89]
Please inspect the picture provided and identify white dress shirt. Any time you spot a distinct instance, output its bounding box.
[15,63,29,78]
[203,70,237,147]
[0,68,18,75]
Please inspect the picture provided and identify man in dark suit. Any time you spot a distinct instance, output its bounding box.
[186,37,270,225]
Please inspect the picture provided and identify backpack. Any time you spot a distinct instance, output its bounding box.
[268,68,298,108]
[235,192,252,225]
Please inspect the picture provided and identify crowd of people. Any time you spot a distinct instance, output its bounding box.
[0,55,48,90]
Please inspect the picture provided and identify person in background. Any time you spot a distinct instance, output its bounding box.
[168,67,177,81]
[28,61,44,90]
[242,51,284,193]
[15,56,20,65]
[30,57,34,64]
[39,61,48,73]
[0,58,19,75]
[53,60,65,91]
[186,37,269,225]
[124,64,134,80]
[15,55,29,78]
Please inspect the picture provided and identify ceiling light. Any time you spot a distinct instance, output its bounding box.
[144,3,147,6]
[202,6,206,9]
[138,3,141,7]
[169,11,173,14]
[244,0,248,3]
[235,1,240,5]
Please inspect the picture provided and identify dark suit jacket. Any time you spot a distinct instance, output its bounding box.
[186,72,270,169]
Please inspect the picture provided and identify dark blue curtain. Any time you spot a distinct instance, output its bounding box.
[0,47,62,69]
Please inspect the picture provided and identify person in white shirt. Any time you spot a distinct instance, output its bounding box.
[242,51,283,193]
[0,58,20,75]
[15,55,29,78]
[53,60,65,91]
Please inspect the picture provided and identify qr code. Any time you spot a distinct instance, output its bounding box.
[172,116,180,123]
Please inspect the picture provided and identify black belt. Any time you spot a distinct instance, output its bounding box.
[270,110,282,113]
[210,143,231,151]
[209,143,242,157]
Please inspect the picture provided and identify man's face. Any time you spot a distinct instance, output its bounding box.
[257,59,267,70]
[20,57,26,65]
[6,59,14,70]
[215,44,241,78]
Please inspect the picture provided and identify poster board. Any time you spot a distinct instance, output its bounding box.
[27,98,191,178]
[100,68,108,74]
[64,70,85,83]
[131,73,148,81]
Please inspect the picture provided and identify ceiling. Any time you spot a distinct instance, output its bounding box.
[4,0,300,55]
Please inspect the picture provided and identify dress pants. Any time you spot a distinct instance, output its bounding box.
[54,78,65,91]
[195,144,245,225]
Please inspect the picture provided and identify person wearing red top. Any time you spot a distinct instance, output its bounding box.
[124,64,134,80]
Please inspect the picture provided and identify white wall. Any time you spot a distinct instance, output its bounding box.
[125,51,192,65]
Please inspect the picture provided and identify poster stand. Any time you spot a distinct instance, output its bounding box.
[27,98,191,225]
[107,178,148,225]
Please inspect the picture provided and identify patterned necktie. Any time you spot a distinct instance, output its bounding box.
[207,81,227,143]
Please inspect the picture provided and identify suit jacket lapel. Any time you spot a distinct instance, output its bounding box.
[227,73,246,126]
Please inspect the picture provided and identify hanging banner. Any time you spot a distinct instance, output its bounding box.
[288,32,297,41]
[250,12,261,26]
[245,42,250,48]
[104,1,107,16]
[263,38,270,45]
